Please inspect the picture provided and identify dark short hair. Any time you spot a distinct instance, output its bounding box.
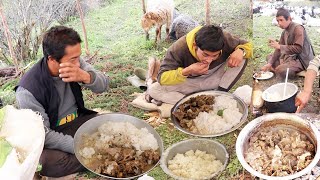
[42,26,82,62]
[195,25,224,52]
[276,8,291,20]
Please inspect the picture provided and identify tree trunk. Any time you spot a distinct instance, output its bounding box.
[205,0,210,25]
[142,0,146,14]
[0,3,19,74]
[0,67,15,77]
[76,0,90,56]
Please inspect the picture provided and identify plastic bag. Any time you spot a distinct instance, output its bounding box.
[0,105,45,180]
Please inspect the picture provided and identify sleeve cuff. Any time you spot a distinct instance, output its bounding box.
[235,42,253,59]
[87,71,96,84]
[307,63,319,73]
[177,67,188,78]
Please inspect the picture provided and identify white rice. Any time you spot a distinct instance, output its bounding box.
[193,95,243,134]
[168,149,223,179]
[80,121,159,158]
[213,95,238,111]
[264,91,290,101]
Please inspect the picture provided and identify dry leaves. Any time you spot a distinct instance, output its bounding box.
[144,111,167,127]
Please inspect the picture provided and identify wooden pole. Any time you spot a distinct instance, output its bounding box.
[142,0,146,14]
[0,2,19,73]
[76,0,90,56]
[205,0,211,25]
[250,0,253,19]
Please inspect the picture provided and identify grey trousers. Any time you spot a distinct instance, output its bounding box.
[39,113,98,177]
[148,60,247,105]
[268,54,304,79]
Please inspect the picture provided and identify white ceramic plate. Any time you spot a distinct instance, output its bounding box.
[253,71,274,80]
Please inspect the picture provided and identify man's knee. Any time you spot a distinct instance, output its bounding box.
[40,149,85,177]
[275,67,297,79]
[147,82,161,97]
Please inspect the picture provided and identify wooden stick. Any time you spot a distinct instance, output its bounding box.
[205,0,211,25]
[76,0,90,56]
[141,0,146,14]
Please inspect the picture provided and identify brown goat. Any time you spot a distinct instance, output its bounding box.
[141,0,174,44]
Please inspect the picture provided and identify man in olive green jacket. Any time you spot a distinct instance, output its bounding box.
[147,25,253,105]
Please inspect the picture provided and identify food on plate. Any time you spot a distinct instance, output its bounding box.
[245,125,315,176]
[253,71,273,79]
[79,121,160,178]
[173,94,243,134]
[168,149,223,179]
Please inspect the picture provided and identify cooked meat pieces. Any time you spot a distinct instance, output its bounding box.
[141,150,160,164]
[245,126,315,176]
[173,95,214,128]
[79,121,160,178]
[90,146,160,178]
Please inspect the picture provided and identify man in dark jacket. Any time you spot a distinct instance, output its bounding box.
[15,26,109,177]
[261,8,314,79]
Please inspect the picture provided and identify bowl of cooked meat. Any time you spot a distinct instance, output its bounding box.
[236,113,320,180]
[171,90,248,137]
[74,113,163,179]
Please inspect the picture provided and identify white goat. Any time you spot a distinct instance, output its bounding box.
[141,0,174,44]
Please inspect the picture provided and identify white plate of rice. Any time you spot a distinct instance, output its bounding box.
[253,71,274,80]
[171,90,248,137]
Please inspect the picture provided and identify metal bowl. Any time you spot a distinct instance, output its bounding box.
[74,113,164,179]
[236,113,320,180]
[262,83,298,113]
[171,90,248,137]
[160,138,229,180]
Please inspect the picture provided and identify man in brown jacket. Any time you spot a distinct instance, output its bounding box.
[147,25,253,105]
[261,8,314,79]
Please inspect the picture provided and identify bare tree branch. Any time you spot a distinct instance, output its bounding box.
[0,2,19,74]
[0,0,93,68]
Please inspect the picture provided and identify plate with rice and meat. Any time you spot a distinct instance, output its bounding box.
[74,113,163,179]
[253,71,274,80]
[171,90,248,137]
